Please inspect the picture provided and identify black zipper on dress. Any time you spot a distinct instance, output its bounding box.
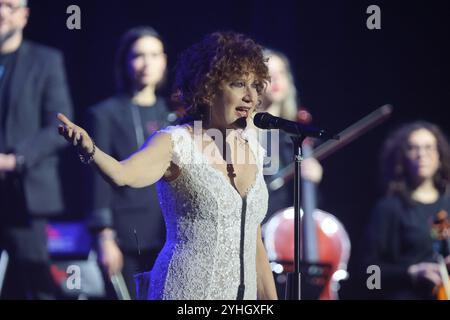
[236,197,247,300]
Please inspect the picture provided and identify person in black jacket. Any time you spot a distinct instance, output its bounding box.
[366,121,450,299]
[0,0,73,299]
[86,26,170,299]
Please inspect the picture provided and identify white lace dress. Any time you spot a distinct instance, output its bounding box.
[146,125,268,300]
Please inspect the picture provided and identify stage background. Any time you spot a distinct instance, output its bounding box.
[25,0,450,298]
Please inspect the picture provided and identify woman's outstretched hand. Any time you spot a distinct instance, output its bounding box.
[57,113,94,155]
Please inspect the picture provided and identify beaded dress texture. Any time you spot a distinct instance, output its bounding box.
[146,125,268,300]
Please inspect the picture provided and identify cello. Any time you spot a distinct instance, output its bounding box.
[262,133,351,300]
[263,206,351,299]
[262,105,393,299]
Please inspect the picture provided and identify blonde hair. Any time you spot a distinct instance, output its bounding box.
[263,48,299,121]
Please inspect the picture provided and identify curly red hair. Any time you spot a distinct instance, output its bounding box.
[173,31,269,120]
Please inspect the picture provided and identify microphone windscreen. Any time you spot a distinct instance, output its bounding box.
[253,112,272,129]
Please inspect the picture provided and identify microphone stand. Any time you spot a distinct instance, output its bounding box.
[254,112,339,299]
[285,135,305,300]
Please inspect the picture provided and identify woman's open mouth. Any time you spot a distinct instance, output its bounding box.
[235,106,251,118]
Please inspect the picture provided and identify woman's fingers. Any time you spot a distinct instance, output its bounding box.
[58,125,71,141]
[57,114,94,153]
[301,158,323,183]
[57,113,76,139]
[67,127,74,139]
[57,114,81,144]
[445,255,450,266]
[73,129,81,146]
[425,271,442,286]
[413,263,444,286]
[57,113,74,127]
[78,132,85,146]
[58,124,79,146]
[100,241,124,277]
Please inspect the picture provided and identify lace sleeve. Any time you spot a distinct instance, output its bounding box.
[158,125,196,168]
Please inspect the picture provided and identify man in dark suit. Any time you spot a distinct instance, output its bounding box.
[0,0,73,299]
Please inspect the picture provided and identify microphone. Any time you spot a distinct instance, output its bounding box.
[253,112,337,139]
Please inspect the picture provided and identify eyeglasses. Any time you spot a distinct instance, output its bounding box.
[406,144,438,156]
[0,2,25,14]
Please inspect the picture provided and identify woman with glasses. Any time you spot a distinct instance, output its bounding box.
[366,121,450,299]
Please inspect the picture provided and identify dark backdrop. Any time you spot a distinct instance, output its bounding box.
[24,0,450,298]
